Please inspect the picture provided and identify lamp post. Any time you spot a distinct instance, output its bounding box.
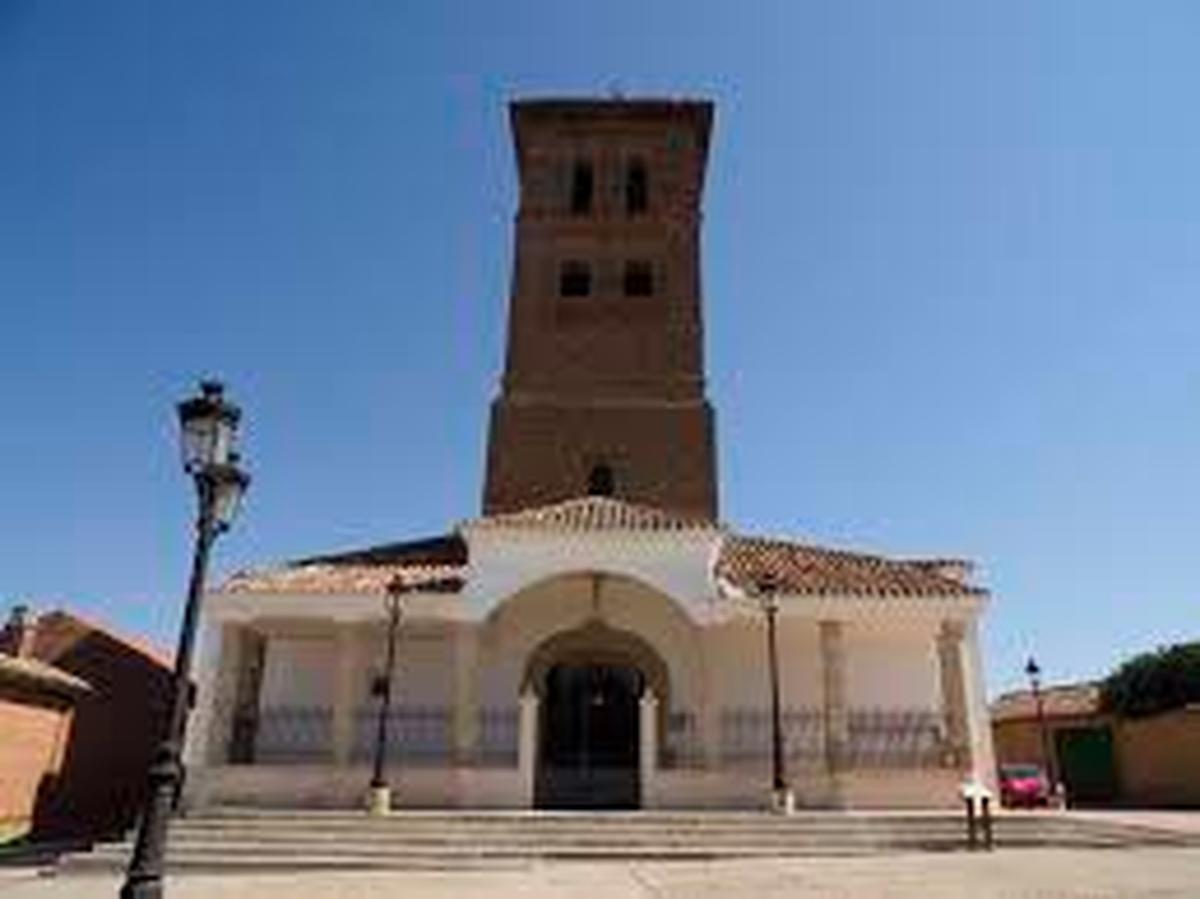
[367,576,406,816]
[756,573,794,814]
[1025,656,1059,803]
[120,381,249,899]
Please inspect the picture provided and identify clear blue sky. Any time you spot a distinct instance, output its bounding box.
[1,2,1197,696]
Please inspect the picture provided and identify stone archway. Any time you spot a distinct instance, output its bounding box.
[524,619,669,809]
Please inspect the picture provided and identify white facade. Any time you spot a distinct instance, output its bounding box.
[183,500,994,811]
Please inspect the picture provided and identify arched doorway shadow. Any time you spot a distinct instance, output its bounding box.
[524,619,668,809]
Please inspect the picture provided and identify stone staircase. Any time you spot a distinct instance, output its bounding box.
[63,808,1197,873]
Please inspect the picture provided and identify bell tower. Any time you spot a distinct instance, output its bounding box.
[483,98,718,518]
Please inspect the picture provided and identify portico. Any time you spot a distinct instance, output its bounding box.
[183,497,992,812]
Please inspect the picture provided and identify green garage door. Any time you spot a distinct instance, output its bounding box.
[1055,725,1117,806]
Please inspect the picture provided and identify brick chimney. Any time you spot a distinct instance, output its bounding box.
[0,604,37,658]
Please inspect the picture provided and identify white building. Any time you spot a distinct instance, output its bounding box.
[184,98,994,811]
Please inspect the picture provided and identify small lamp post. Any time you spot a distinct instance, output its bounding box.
[756,572,794,815]
[367,575,406,816]
[120,381,250,899]
[1025,656,1060,803]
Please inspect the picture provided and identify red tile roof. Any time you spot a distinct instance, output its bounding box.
[221,563,464,596]
[221,534,467,595]
[0,652,91,695]
[990,683,1102,722]
[222,500,983,600]
[716,535,985,598]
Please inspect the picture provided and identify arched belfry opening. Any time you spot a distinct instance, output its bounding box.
[587,463,615,497]
[524,620,668,809]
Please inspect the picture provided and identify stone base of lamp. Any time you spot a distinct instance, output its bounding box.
[367,784,392,817]
[770,786,795,815]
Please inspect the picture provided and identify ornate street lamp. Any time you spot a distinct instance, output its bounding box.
[756,572,794,815]
[367,575,407,816]
[1025,656,1059,802]
[121,380,250,899]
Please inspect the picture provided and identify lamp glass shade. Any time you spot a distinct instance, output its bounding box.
[177,382,241,472]
[209,464,250,529]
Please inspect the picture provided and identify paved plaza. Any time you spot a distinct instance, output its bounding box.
[3,847,1200,898]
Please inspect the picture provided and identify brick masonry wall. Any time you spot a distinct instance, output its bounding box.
[1115,707,1200,806]
[483,100,719,518]
[484,399,717,517]
[0,686,72,832]
[28,613,174,841]
[993,708,1200,807]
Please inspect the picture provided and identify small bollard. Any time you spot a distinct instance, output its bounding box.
[981,795,994,850]
[959,778,994,852]
[963,793,978,850]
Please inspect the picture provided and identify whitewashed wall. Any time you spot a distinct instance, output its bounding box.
[843,625,940,711]
[259,637,335,708]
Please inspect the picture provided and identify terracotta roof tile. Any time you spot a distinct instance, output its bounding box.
[716,535,986,599]
[0,652,91,695]
[467,496,718,533]
[990,683,1102,722]
[222,563,464,595]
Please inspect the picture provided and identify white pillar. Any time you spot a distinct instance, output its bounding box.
[518,688,539,808]
[937,620,970,771]
[331,624,357,766]
[961,617,998,793]
[819,620,848,773]
[182,615,223,776]
[640,689,659,808]
[699,635,722,771]
[452,624,480,766]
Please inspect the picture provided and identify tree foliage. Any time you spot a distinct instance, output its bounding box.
[1100,641,1200,719]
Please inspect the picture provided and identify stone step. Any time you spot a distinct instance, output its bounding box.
[163,815,1185,842]
[56,810,1194,875]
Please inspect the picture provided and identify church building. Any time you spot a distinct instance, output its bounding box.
[184,98,996,810]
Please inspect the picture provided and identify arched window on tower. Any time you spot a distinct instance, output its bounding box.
[587,463,615,497]
[570,160,594,215]
[559,260,591,297]
[625,158,648,215]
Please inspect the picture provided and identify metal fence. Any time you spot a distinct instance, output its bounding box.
[220,701,948,771]
[719,706,948,769]
[477,706,519,766]
[719,707,824,765]
[252,706,333,763]
[840,708,946,769]
[351,706,452,766]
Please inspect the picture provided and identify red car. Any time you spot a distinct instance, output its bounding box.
[999,763,1051,807]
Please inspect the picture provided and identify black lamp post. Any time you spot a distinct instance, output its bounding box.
[756,573,793,814]
[1025,656,1059,801]
[120,381,249,899]
[367,576,406,815]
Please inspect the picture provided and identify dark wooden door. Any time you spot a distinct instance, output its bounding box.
[536,663,642,809]
[1056,725,1118,806]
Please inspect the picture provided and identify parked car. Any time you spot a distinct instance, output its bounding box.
[998,763,1051,807]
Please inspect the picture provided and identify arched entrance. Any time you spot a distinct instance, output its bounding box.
[524,620,669,809]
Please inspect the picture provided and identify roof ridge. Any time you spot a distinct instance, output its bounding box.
[466,495,720,532]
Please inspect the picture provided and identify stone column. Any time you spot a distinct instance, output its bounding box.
[518,688,539,808]
[699,631,723,771]
[962,618,998,792]
[182,617,226,771]
[452,623,481,766]
[639,689,659,808]
[819,620,848,774]
[192,622,239,768]
[937,620,970,769]
[331,624,357,766]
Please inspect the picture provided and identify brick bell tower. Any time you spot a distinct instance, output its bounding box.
[483,98,718,518]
